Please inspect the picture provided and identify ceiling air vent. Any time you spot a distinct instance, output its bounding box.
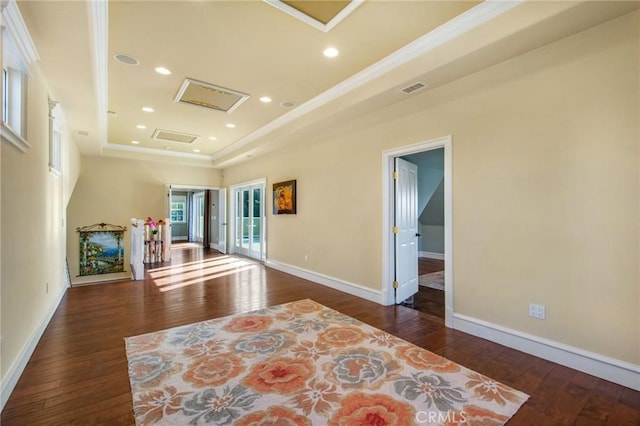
[400,82,427,95]
[174,78,250,114]
[152,129,199,144]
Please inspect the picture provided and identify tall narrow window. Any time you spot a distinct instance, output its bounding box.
[2,68,8,124]
[49,100,62,175]
[1,0,38,152]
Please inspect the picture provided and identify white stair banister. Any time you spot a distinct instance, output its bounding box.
[130,218,145,280]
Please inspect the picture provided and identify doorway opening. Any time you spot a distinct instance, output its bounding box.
[382,136,453,326]
[230,179,267,261]
[165,184,227,254]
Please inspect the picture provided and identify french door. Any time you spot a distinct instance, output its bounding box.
[233,181,266,260]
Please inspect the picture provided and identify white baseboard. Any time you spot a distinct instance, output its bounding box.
[1,285,67,410]
[452,313,640,391]
[71,272,130,286]
[419,251,444,260]
[265,260,382,304]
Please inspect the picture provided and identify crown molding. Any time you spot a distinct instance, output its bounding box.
[211,0,524,163]
[2,0,39,67]
[103,142,214,162]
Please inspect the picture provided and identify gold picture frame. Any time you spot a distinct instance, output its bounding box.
[273,180,296,214]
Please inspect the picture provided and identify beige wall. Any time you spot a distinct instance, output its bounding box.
[66,156,220,284]
[224,11,639,364]
[1,63,81,382]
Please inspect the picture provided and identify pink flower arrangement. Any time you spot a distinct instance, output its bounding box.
[145,217,158,235]
[145,218,165,234]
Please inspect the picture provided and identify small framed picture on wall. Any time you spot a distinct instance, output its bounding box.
[273,180,296,214]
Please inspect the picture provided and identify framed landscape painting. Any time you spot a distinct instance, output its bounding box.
[77,223,126,276]
[273,180,296,214]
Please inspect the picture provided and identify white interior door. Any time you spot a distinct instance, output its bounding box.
[394,157,419,303]
[218,188,227,253]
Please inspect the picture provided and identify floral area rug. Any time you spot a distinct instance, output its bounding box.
[419,271,445,291]
[125,299,528,425]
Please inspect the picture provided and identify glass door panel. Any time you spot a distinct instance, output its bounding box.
[235,190,241,247]
[191,192,205,243]
[241,189,250,249]
[251,187,262,256]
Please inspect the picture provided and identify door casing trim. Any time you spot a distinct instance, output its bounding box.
[229,178,267,260]
[381,135,453,326]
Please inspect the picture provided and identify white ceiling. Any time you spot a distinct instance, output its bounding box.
[17,0,640,169]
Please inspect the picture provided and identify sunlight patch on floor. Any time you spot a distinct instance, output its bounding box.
[157,265,257,292]
[147,256,244,278]
[152,259,255,286]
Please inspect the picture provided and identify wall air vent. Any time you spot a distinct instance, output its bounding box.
[174,78,250,114]
[152,129,199,144]
[401,82,427,94]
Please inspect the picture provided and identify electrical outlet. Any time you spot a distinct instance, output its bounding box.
[304,254,308,262]
[529,303,546,319]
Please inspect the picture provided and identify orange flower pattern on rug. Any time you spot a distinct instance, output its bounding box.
[223,315,273,333]
[329,392,416,426]
[182,353,244,387]
[236,405,311,426]
[243,357,314,394]
[397,344,461,373]
[318,326,367,347]
[125,300,528,425]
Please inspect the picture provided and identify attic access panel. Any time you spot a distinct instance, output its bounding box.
[265,0,363,32]
[174,78,250,114]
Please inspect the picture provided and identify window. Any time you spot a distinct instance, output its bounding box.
[171,197,187,223]
[48,101,62,175]
[2,68,7,123]
[1,64,28,150]
[1,0,38,153]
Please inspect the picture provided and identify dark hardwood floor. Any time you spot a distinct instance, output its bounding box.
[418,257,445,275]
[2,248,639,425]
[412,257,445,320]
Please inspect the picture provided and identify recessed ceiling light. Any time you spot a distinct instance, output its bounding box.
[131,140,140,144]
[142,107,154,113]
[136,124,147,129]
[193,149,201,153]
[323,47,339,58]
[155,67,171,75]
[208,136,217,141]
[114,53,139,65]
[225,123,235,128]
[281,101,295,108]
[259,96,272,103]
